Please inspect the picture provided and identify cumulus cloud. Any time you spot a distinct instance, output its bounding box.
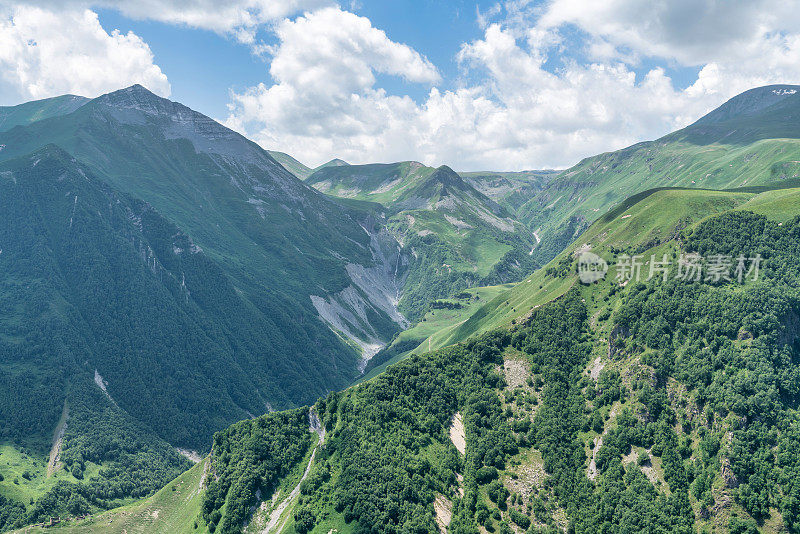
[0,5,169,102]
[4,0,800,170]
[226,0,800,170]
[224,7,440,164]
[9,0,332,42]
[534,0,800,97]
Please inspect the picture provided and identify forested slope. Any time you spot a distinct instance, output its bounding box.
[170,190,800,534]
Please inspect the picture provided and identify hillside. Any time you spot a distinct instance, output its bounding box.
[0,85,409,384]
[459,170,559,213]
[0,87,420,530]
[521,84,800,263]
[67,182,800,534]
[268,151,314,180]
[5,83,800,534]
[267,153,349,181]
[307,162,539,320]
[0,95,88,132]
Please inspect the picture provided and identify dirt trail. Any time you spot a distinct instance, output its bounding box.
[261,409,326,534]
[47,401,69,477]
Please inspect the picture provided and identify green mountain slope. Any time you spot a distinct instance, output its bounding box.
[419,182,800,354]
[0,85,408,377]
[0,95,88,133]
[81,183,800,534]
[308,162,539,320]
[0,84,420,529]
[522,84,800,263]
[0,85,416,521]
[268,151,314,180]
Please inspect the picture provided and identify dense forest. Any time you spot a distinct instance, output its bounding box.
[193,210,800,534]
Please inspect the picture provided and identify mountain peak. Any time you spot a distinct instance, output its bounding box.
[692,84,800,126]
[318,158,349,169]
[92,84,177,116]
[429,165,465,187]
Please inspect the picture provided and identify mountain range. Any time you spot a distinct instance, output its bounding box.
[1,84,800,533]
[306,161,541,321]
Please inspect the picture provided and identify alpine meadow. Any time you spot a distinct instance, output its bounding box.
[1,2,800,534]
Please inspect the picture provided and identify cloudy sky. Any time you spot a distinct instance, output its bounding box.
[1,1,799,170]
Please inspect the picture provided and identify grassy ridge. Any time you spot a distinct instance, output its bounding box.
[414,184,800,354]
[521,86,800,264]
[11,459,209,534]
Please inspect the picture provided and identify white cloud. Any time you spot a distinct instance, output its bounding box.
[10,0,332,42]
[224,7,441,165]
[0,5,169,103]
[532,0,800,97]
[227,1,800,170]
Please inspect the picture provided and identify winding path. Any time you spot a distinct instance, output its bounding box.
[261,409,326,534]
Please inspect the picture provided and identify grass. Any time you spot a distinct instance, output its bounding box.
[419,185,800,354]
[12,459,209,534]
[356,284,511,383]
[0,443,94,507]
[736,187,800,220]
[307,161,436,205]
[521,131,800,264]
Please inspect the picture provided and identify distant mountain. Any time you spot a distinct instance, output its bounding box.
[0,94,88,132]
[0,86,408,455]
[307,161,538,320]
[316,157,349,170]
[520,84,800,263]
[267,151,349,180]
[459,169,559,212]
[267,150,313,179]
[692,84,799,126]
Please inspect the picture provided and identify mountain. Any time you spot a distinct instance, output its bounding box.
[307,162,539,320]
[459,170,559,212]
[6,83,800,534]
[0,84,422,519]
[692,84,799,126]
[520,84,800,263]
[268,150,314,180]
[49,180,800,534]
[0,95,88,132]
[43,185,800,534]
[315,158,349,171]
[268,152,350,181]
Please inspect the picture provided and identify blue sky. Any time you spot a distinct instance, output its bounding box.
[93,2,704,122]
[93,1,505,119]
[1,1,799,170]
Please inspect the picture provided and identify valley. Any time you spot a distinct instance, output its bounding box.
[2,84,800,534]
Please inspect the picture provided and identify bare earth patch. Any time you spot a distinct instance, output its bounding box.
[503,359,529,389]
[449,412,466,455]
[433,494,453,534]
[47,401,69,477]
[587,405,619,480]
[589,356,605,381]
[506,455,546,502]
